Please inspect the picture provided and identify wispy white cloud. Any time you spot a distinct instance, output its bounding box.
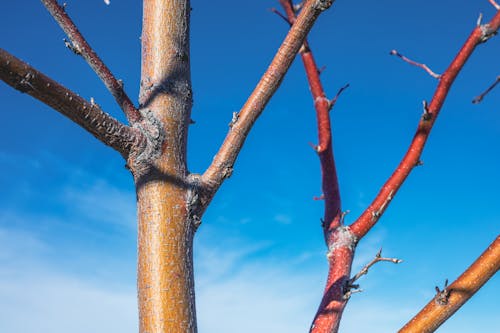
[62,179,136,229]
[0,152,496,333]
[0,273,137,333]
[196,241,323,333]
[274,213,292,224]
[0,220,496,333]
[0,151,136,230]
[0,227,137,333]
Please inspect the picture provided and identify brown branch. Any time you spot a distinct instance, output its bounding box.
[472,75,500,103]
[200,0,335,207]
[399,235,500,333]
[41,0,142,124]
[349,11,500,240]
[0,48,143,158]
[389,49,441,79]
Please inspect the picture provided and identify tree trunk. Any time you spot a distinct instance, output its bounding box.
[136,179,196,332]
[135,0,196,332]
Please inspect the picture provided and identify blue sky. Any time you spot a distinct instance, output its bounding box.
[0,1,499,332]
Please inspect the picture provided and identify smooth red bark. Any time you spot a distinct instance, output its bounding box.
[350,11,500,239]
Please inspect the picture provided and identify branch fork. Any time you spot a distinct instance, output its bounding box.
[343,248,402,299]
[41,0,142,124]
[479,23,498,43]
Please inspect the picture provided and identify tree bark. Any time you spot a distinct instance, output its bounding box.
[136,179,197,332]
[136,0,196,332]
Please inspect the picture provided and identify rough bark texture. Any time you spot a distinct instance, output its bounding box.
[399,235,500,333]
[1,1,332,331]
[135,0,196,332]
[200,0,335,209]
[41,0,142,123]
[0,48,143,157]
[3,1,497,332]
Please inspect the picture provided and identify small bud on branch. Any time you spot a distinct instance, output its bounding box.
[63,38,81,55]
[228,112,239,128]
[434,279,450,306]
[313,194,325,201]
[422,100,432,121]
[340,210,350,225]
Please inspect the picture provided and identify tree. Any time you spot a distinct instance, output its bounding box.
[0,1,499,332]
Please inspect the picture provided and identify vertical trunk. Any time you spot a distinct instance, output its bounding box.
[136,182,196,332]
[136,0,195,332]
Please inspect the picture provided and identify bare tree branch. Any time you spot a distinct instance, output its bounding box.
[200,0,335,207]
[276,2,349,331]
[277,0,343,235]
[399,235,500,333]
[349,11,500,239]
[0,48,144,157]
[389,49,441,79]
[472,75,500,103]
[348,248,402,287]
[41,0,142,124]
[489,0,500,10]
[342,249,402,300]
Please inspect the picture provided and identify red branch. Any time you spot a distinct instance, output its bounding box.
[278,1,348,332]
[279,3,500,332]
[279,0,342,231]
[41,0,142,124]
[350,11,500,239]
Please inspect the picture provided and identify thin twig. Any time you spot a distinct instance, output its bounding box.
[489,0,500,10]
[41,0,142,123]
[0,48,143,157]
[400,235,500,332]
[328,83,350,110]
[390,49,441,79]
[348,248,402,285]
[343,249,401,301]
[472,75,500,103]
[269,7,292,25]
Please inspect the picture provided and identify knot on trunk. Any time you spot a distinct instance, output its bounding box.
[127,110,165,177]
[326,226,357,258]
[314,0,335,11]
